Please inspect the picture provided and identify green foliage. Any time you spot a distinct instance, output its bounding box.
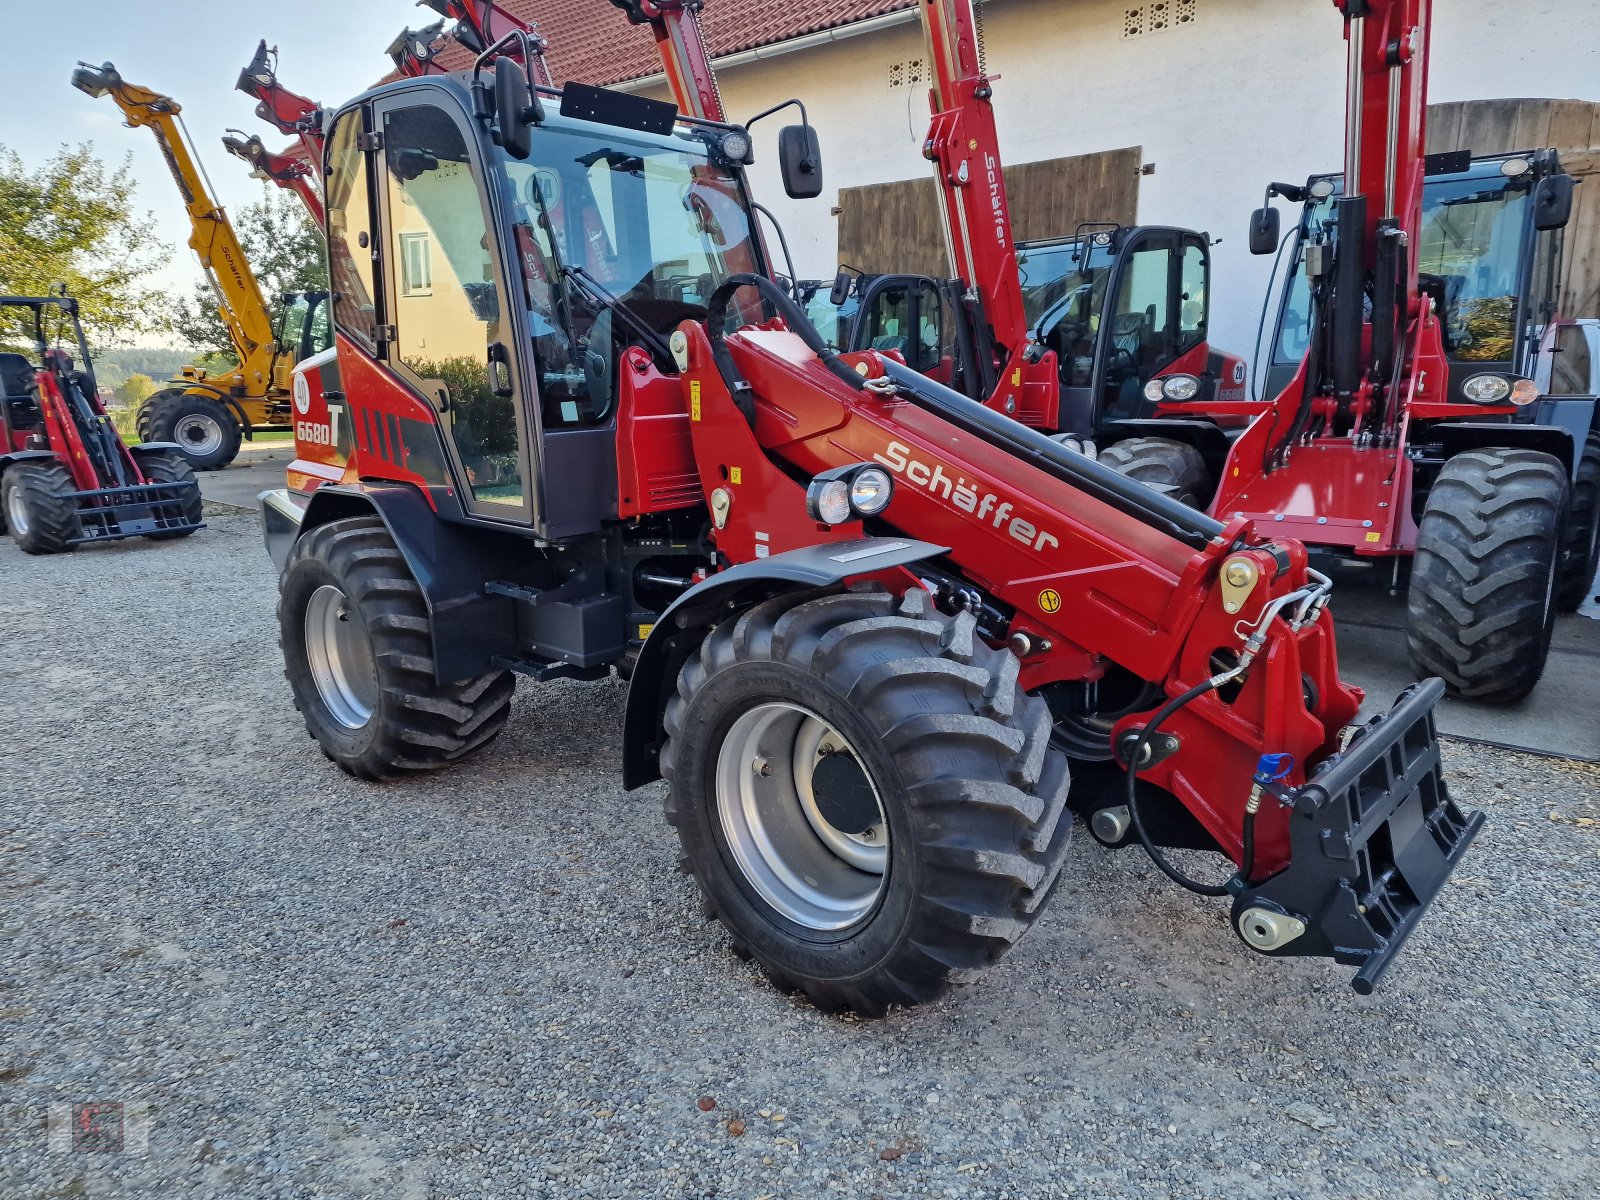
[115,373,158,406]
[0,142,164,344]
[164,185,330,359]
[92,346,195,389]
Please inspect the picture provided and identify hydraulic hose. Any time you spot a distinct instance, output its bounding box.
[1122,676,1234,897]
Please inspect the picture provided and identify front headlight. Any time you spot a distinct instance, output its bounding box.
[849,466,894,515]
[807,478,853,526]
[807,463,896,525]
[1145,374,1202,403]
[1462,373,1512,404]
[1162,374,1202,402]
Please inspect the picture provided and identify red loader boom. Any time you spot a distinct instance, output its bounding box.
[264,40,1479,1013]
[222,130,324,225]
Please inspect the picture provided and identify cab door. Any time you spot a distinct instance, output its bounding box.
[372,94,535,524]
[1092,228,1194,425]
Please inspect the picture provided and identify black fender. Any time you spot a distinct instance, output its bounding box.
[127,441,185,459]
[1528,395,1599,479]
[0,449,61,475]
[1101,418,1232,475]
[1436,420,1577,475]
[621,537,946,790]
[266,482,530,685]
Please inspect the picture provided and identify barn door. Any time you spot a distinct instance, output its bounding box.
[836,146,1144,276]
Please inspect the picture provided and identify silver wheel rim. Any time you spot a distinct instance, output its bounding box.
[6,484,30,537]
[304,584,379,729]
[714,702,888,931]
[173,413,224,457]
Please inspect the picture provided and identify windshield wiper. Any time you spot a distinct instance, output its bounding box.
[562,266,674,364]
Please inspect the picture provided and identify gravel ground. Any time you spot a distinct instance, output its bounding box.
[2,509,1597,1200]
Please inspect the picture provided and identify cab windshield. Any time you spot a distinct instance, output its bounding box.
[1273,162,1536,368]
[499,120,765,425]
[1019,238,1112,333]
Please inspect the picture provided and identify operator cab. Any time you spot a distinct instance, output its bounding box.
[316,57,794,540]
[0,297,98,453]
[1261,150,1576,406]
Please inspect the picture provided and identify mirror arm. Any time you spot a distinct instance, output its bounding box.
[745,97,808,134]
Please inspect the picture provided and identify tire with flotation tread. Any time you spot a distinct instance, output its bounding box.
[3,459,80,554]
[1555,433,1600,611]
[278,515,515,780]
[660,584,1072,1017]
[135,447,203,540]
[1407,447,1567,703]
[1099,437,1212,509]
[137,388,242,472]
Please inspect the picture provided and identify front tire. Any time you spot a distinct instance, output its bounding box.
[661,586,1072,1016]
[1099,437,1212,508]
[1407,448,1567,703]
[278,516,515,779]
[136,448,203,540]
[1555,433,1600,611]
[138,389,243,472]
[3,461,80,554]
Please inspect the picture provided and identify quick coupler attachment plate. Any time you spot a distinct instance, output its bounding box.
[69,481,204,545]
[1229,678,1483,994]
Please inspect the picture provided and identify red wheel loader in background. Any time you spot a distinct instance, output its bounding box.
[261,31,1480,1014]
[1099,0,1590,704]
[1,294,202,554]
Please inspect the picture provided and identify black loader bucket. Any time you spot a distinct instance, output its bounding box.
[1230,679,1482,993]
[68,481,204,546]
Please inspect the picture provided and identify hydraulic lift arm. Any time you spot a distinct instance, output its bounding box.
[71,61,277,389]
[236,41,327,182]
[390,1,555,86]
[222,131,324,226]
[607,1,724,122]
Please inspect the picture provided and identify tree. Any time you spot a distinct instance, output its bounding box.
[164,186,329,360]
[0,142,165,345]
[116,373,158,406]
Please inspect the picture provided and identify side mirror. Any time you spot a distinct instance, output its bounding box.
[1533,173,1575,232]
[1248,206,1281,256]
[829,269,854,307]
[493,59,534,160]
[778,124,823,200]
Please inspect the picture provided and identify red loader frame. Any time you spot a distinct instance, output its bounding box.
[265,51,1480,1008]
[1,296,202,551]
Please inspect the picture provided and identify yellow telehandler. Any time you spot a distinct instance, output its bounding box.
[71,60,330,470]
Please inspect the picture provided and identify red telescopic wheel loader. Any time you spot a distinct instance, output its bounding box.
[1,295,203,554]
[262,35,1479,1014]
[1102,0,1591,703]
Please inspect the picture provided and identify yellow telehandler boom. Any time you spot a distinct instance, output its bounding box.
[71,60,329,470]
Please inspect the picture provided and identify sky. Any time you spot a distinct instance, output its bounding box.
[0,0,420,334]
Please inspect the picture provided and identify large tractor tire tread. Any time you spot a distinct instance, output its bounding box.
[136,448,203,540]
[3,460,80,554]
[1555,433,1600,611]
[660,584,1071,1017]
[1099,437,1212,509]
[139,389,243,472]
[278,516,514,780]
[1407,448,1567,703]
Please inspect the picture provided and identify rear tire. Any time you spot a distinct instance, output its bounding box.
[1099,437,1212,508]
[660,585,1072,1016]
[1407,448,1567,703]
[136,448,203,540]
[1555,433,1600,611]
[2,461,80,555]
[278,515,515,780]
[138,389,242,472]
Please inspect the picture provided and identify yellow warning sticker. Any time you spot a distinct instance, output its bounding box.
[1012,369,1022,386]
[690,380,702,421]
[638,623,655,640]
[1038,588,1063,615]
[730,466,742,485]
[1365,532,1382,543]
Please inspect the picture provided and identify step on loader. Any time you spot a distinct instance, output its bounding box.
[262,34,1480,1014]
[1,294,202,553]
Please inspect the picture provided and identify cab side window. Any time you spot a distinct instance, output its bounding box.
[326,113,378,347]
[382,104,523,510]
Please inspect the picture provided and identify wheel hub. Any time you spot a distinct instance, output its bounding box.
[715,703,888,931]
[6,484,31,537]
[304,584,379,729]
[173,412,224,457]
